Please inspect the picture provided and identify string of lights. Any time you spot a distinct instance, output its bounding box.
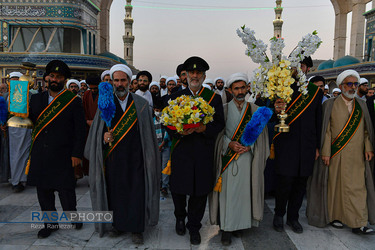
[132,1,332,11]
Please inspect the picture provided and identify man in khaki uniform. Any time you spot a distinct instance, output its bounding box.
[321,69,375,234]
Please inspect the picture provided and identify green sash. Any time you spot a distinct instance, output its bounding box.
[220,103,252,175]
[26,90,77,174]
[198,87,216,104]
[104,100,137,160]
[331,99,362,159]
[273,82,320,140]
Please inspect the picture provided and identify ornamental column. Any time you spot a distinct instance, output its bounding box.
[123,0,135,66]
[273,0,283,38]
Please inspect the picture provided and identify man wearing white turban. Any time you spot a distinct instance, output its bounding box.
[85,64,160,244]
[149,81,160,96]
[356,77,369,100]
[209,73,269,246]
[159,76,168,97]
[66,79,80,95]
[101,70,112,84]
[214,77,232,104]
[332,88,341,97]
[308,69,375,235]
[203,78,214,91]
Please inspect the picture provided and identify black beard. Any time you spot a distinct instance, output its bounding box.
[139,84,148,91]
[49,81,64,92]
[217,85,224,90]
[359,88,368,95]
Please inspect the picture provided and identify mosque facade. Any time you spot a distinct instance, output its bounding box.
[0,0,136,86]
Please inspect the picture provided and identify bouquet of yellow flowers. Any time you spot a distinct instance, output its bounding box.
[161,95,215,132]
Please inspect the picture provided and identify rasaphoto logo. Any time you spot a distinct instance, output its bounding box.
[31,211,113,223]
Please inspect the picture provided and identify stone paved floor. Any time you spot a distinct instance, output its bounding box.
[0,177,374,249]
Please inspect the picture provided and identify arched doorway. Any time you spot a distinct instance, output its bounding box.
[99,0,114,54]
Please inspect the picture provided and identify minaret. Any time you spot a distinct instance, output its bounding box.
[273,0,283,38]
[123,0,135,66]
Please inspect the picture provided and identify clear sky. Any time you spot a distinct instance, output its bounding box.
[109,0,372,81]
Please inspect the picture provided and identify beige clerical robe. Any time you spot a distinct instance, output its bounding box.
[321,95,373,228]
[209,101,269,230]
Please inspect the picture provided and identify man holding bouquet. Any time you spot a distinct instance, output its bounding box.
[166,56,225,245]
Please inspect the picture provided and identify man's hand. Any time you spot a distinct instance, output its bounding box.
[87,120,93,126]
[179,124,206,135]
[274,98,286,114]
[229,141,248,154]
[322,156,330,166]
[104,129,114,144]
[71,157,81,167]
[0,125,6,132]
[365,151,374,161]
[180,128,195,136]
[194,124,206,133]
[315,148,320,160]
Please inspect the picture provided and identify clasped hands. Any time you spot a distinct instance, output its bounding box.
[229,141,250,155]
[179,124,206,136]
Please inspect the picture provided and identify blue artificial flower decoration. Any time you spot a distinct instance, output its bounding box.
[0,96,7,126]
[98,82,116,128]
[241,106,273,146]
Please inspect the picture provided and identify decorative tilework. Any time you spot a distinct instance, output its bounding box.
[0,53,118,70]
[0,4,97,29]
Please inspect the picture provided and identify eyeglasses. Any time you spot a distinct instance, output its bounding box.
[344,82,359,87]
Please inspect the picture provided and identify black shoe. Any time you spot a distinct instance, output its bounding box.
[175,220,186,236]
[37,225,59,239]
[273,215,284,232]
[221,231,232,246]
[72,222,83,230]
[286,220,303,234]
[190,232,201,245]
[352,227,375,235]
[232,230,242,238]
[131,233,144,244]
[330,220,344,229]
[108,227,124,237]
[12,183,24,193]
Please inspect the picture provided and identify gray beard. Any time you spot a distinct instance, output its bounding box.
[342,89,355,99]
[115,88,128,98]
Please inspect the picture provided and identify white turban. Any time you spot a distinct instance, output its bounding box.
[214,77,225,86]
[131,75,137,81]
[360,77,369,85]
[166,77,177,85]
[226,73,248,88]
[79,80,86,85]
[174,74,180,80]
[324,84,329,90]
[160,75,168,80]
[149,81,160,90]
[110,64,132,80]
[332,88,341,94]
[101,70,110,81]
[336,70,360,87]
[202,83,212,90]
[66,79,80,89]
[9,72,23,78]
[203,79,214,85]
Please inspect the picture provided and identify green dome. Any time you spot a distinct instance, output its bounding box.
[98,52,128,65]
[333,55,360,68]
[317,60,335,70]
